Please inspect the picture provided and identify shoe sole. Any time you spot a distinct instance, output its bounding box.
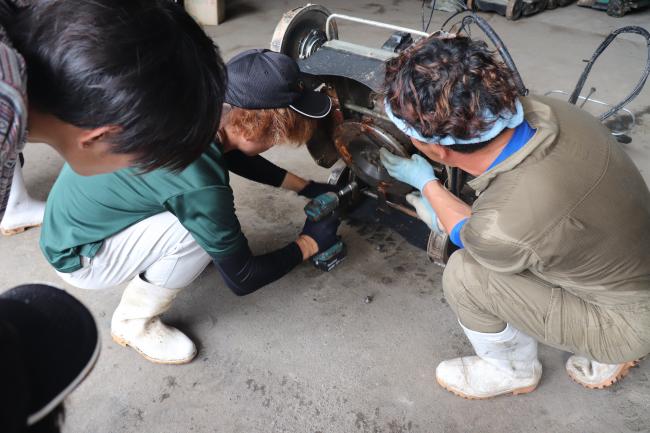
[567,360,638,389]
[436,375,538,400]
[436,376,537,400]
[1,223,41,236]
[111,333,197,365]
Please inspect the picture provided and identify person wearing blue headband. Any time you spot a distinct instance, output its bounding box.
[381,35,649,399]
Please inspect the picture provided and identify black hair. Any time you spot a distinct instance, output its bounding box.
[385,36,518,154]
[0,0,27,29]
[446,141,491,153]
[0,2,16,26]
[7,0,226,171]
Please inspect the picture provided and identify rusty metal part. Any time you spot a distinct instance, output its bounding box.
[307,115,340,168]
[361,190,418,219]
[306,85,344,168]
[270,4,338,58]
[343,102,390,122]
[267,5,486,266]
[333,121,412,195]
[427,230,451,267]
[270,4,467,234]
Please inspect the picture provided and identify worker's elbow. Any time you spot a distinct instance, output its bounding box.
[223,279,263,297]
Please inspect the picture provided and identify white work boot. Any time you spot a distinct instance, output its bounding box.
[0,163,46,236]
[111,275,197,364]
[566,355,638,389]
[436,323,542,399]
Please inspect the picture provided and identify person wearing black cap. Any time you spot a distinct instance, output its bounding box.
[38,49,341,365]
[0,284,99,433]
[220,49,338,199]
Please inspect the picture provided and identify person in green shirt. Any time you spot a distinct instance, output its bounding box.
[41,49,341,365]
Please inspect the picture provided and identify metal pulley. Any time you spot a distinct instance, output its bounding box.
[270,4,337,60]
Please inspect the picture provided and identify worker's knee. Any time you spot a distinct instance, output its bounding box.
[442,249,485,312]
[55,266,113,291]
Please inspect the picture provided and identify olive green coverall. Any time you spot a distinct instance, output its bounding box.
[444,96,650,364]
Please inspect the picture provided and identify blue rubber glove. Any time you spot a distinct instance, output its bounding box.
[405,192,443,234]
[379,148,437,192]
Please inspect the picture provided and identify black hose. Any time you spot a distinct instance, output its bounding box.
[441,10,471,31]
[568,26,650,120]
[421,0,436,33]
[459,14,529,96]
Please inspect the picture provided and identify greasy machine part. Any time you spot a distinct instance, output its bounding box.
[270,4,462,264]
[333,122,412,196]
[305,89,343,169]
[269,3,415,186]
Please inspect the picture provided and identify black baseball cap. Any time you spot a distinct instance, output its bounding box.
[225,49,332,119]
[0,284,99,430]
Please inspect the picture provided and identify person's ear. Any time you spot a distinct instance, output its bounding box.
[411,137,447,161]
[432,144,450,161]
[78,126,120,150]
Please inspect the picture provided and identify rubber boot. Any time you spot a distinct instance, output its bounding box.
[0,163,46,236]
[111,275,197,364]
[436,323,542,399]
[566,355,638,389]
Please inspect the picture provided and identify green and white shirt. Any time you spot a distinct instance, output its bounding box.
[40,142,248,273]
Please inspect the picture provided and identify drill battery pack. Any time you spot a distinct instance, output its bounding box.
[312,240,347,272]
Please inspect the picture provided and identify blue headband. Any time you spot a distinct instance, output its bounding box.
[384,98,524,145]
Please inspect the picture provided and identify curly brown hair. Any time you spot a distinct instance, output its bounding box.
[384,35,518,148]
[226,107,317,146]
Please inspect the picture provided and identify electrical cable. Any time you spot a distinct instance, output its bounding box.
[568,26,650,120]
[453,0,470,11]
[441,10,470,31]
[457,14,528,95]
[421,0,436,33]
[439,0,470,31]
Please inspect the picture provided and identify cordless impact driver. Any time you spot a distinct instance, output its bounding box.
[303,182,357,272]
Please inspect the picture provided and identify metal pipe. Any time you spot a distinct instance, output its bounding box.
[343,103,390,121]
[579,87,596,109]
[325,13,430,41]
[361,190,419,219]
[544,90,635,136]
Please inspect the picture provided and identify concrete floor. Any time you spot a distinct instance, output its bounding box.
[2,1,650,432]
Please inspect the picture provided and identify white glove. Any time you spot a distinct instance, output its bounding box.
[406,192,443,234]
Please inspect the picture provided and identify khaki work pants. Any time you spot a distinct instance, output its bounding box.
[443,250,650,364]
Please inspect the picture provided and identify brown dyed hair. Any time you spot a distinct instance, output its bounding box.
[384,35,518,150]
[226,107,318,145]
